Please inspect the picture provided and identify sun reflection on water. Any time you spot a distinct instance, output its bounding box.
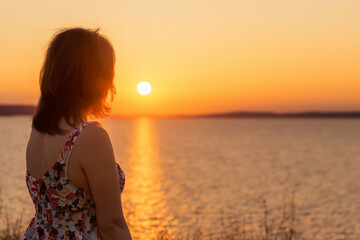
[121,117,176,239]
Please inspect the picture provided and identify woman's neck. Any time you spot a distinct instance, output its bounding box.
[58,116,88,133]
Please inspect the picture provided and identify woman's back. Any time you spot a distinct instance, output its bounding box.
[22,121,125,240]
[26,120,102,196]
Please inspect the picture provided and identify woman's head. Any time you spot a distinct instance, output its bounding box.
[33,27,116,135]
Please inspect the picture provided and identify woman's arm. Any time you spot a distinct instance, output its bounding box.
[75,124,132,240]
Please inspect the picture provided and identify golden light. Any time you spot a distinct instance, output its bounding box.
[137,81,152,95]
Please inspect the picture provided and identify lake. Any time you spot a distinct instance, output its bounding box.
[0,116,360,239]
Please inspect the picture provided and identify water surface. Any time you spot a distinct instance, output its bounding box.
[0,116,360,239]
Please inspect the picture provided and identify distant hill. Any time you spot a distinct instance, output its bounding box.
[194,111,360,118]
[0,105,36,116]
[1,104,360,118]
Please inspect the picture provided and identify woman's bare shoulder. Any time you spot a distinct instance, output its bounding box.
[73,122,115,164]
[82,122,110,140]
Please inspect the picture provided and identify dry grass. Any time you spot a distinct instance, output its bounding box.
[155,192,302,240]
[0,188,24,240]
[0,191,303,240]
[0,216,23,240]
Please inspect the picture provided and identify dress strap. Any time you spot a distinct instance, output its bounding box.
[62,121,98,177]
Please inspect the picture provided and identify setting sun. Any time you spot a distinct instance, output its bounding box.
[137,81,152,95]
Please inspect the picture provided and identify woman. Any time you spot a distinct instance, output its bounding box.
[22,28,132,240]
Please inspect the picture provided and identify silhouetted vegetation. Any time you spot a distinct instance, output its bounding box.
[155,193,301,240]
[0,191,342,239]
[0,188,23,240]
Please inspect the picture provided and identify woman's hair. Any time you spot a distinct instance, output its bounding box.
[32,27,116,135]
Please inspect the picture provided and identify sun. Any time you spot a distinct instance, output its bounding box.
[137,81,152,95]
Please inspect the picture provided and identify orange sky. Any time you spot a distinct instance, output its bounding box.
[0,0,359,117]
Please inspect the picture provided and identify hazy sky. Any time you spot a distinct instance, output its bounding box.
[0,0,359,116]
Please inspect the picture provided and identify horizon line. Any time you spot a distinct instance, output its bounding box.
[1,104,360,118]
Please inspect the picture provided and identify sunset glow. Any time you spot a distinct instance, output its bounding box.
[0,1,359,117]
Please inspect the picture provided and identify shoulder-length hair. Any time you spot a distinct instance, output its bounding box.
[32,27,116,135]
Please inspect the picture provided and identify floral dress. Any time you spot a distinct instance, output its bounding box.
[22,121,125,240]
